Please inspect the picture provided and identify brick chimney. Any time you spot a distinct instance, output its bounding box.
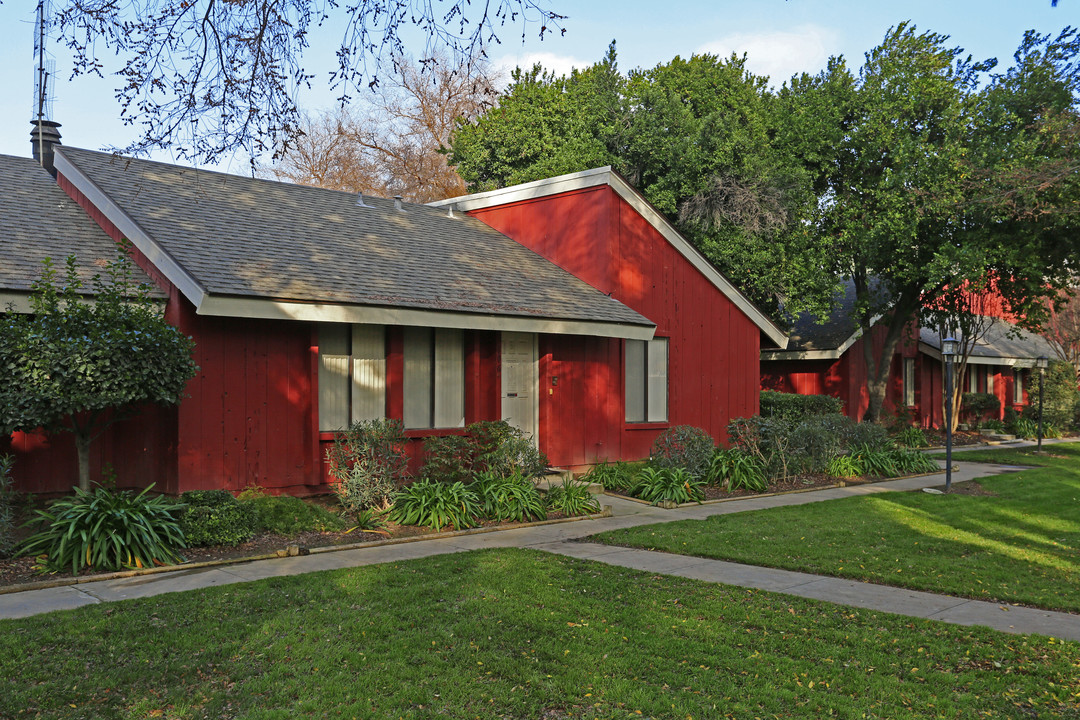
[30,119,62,176]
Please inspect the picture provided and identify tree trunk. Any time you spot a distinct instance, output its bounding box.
[74,429,92,492]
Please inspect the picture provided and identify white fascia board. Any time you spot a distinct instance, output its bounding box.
[53,148,208,309]
[919,341,1033,367]
[434,167,789,349]
[197,295,657,340]
[760,348,843,361]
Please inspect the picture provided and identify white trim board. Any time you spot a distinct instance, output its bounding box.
[198,295,656,340]
[918,341,1039,368]
[431,167,789,349]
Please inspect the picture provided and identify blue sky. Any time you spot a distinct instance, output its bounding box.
[0,0,1073,173]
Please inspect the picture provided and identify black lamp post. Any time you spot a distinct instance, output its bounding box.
[1036,356,1049,451]
[942,337,958,492]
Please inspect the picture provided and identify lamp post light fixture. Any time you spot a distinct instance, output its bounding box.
[1036,356,1049,451]
[942,337,958,492]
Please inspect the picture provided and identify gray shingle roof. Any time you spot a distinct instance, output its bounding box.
[920,319,1057,362]
[780,280,861,352]
[57,147,652,329]
[0,154,159,297]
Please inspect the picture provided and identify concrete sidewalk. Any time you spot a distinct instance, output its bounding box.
[2,457,1077,643]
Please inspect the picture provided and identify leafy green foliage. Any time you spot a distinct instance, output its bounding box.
[466,420,548,479]
[849,445,899,479]
[327,419,408,513]
[17,485,185,574]
[649,425,715,479]
[887,448,940,475]
[1025,360,1080,430]
[0,251,198,490]
[705,448,767,492]
[826,455,862,479]
[0,454,16,559]
[421,434,474,484]
[473,470,546,523]
[245,495,346,535]
[759,391,843,420]
[349,506,389,533]
[961,392,1002,426]
[1012,417,1039,440]
[631,467,705,506]
[177,490,258,547]
[894,426,930,448]
[544,478,601,516]
[583,460,637,493]
[388,479,480,531]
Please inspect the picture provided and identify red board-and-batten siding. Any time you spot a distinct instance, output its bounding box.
[11,174,321,495]
[467,184,762,466]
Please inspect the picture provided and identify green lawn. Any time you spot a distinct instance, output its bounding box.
[592,443,1080,613]
[1,549,1077,719]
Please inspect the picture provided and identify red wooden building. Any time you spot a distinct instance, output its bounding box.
[761,282,1054,426]
[4,142,786,495]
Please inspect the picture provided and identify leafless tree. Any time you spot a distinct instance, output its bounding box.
[52,0,562,164]
[265,53,499,202]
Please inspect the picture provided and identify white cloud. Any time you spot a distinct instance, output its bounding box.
[698,25,840,85]
[489,51,591,85]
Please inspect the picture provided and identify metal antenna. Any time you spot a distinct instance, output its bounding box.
[33,0,55,165]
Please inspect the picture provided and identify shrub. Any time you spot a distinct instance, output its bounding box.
[632,466,705,506]
[1012,417,1038,440]
[1024,360,1080,430]
[705,448,766,492]
[18,484,185,574]
[0,454,17,559]
[467,420,548,479]
[388,479,481,531]
[246,495,346,535]
[961,392,1001,426]
[980,419,1006,433]
[841,421,891,452]
[178,490,258,547]
[328,419,408,513]
[789,414,853,473]
[474,470,546,523]
[760,391,843,420]
[584,460,637,493]
[545,478,601,516]
[650,425,715,479]
[422,434,475,484]
[894,426,929,448]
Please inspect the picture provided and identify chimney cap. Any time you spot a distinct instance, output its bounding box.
[30,119,62,177]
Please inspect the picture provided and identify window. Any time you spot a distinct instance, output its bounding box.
[625,338,668,423]
[1013,369,1024,404]
[318,324,386,431]
[903,358,916,407]
[968,366,979,393]
[404,327,464,429]
[987,370,995,395]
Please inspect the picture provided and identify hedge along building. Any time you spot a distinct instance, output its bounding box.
[4,138,786,494]
[761,281,1055,427]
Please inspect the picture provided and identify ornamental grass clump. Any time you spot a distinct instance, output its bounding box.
[545,478,601,516]
[474,470,547,523]
[632,466,705,506]
[706,448,767,492]
[18,484,185,574]
[389,479,481,531]
[584,460,637,493]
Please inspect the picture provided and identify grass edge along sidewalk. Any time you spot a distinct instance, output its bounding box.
[1,548,1078,719]
[590,443,1080,614]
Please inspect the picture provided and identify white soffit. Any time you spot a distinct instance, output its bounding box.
[53,148,208,309]
[433,168,789,349]
[918,341,1035,367]
[198,295,656,341]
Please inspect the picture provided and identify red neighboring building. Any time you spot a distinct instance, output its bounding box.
[761,282,1054,426]
[3,144,785,494]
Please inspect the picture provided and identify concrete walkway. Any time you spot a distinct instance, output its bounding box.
[2,454,1078,643]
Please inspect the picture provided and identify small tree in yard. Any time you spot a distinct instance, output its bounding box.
[0,250,197,491]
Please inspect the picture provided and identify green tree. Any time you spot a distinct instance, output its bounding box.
[451,45,839,318]
[0,250,198,491]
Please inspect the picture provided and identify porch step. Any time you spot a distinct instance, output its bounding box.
[983,433,1018,444]
[534,469,604,496]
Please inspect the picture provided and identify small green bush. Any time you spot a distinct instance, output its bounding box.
[826,455,861,478]
[389,479,481,531]
[760,391,843,420]
[467,420,548,479]
[961,392,1001,425]
[422,434,475,484]
[1024,360,1080,430]
[841,422,891,452]
[887,448,939,475]
[545,478,601,516]
[894,426,929,448]
[849,445,899,478]
[980,419,1006,433]
[1012,417,1038,439]
[0,454,15,559]
[178,490,258,547]
[474,470,546,523]
[632,467,705,506]
[650,425,715,479]
[246,495,346,535]
[18,485,185,574]
[584,460,637,493]
[705,448,767,492]
[789,414,853,473]
[328,419,409,513]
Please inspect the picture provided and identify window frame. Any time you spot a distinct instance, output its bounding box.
[318,324,387,432]
[625,337,669,424]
